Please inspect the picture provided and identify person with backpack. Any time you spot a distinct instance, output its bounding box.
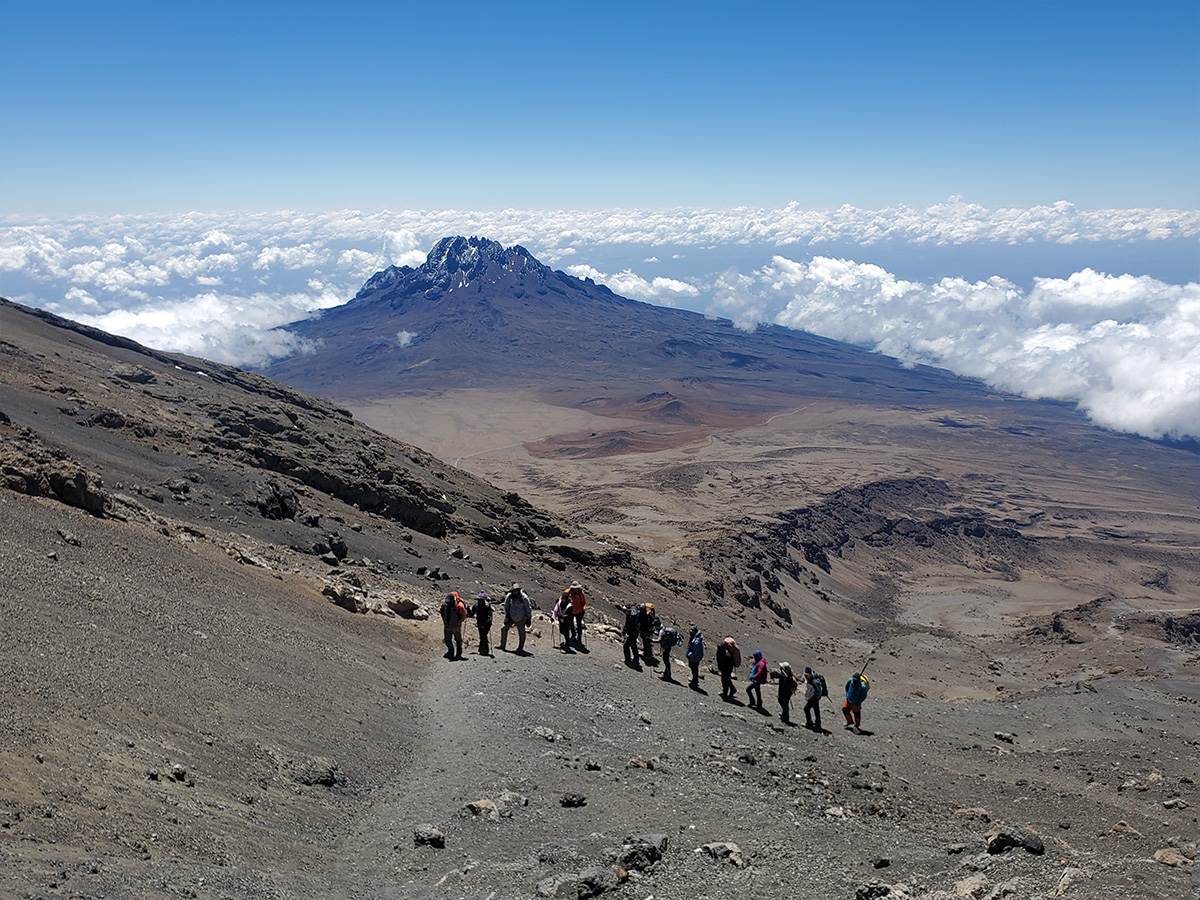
[618,603,642,668]
[658,625,681,681]
[440,591,468,660]
[776,661,798,724]
[843,671,870,733]
[638,603,659,664]
[745,649,768,708]
[499,583,533,654]
[552,592,573,650]
[716,637,741,701]
[803,666,826,731]
[468,590,494,657]
[566,580,588,649]
[685,626,704,689]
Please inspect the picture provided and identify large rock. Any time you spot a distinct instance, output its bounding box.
[535,873,577,898]
[577,865,626,898]
[618,833,668,871]
[413,823,445,848]
[985,823,1044,855]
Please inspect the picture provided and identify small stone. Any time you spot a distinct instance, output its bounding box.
[1163,797,1189,810]
[954,873,989,897]
[536,873,578,898]
[701,841,746,867]
[560,792,587,808]
[993,732,1015,744]
[1108,820,1142,836]
[464,799,499,821]
[871,857,891,869]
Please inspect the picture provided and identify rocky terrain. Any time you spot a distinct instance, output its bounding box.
[1,289,1197,900]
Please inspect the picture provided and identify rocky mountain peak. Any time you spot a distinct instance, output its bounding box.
[353,236,543,302]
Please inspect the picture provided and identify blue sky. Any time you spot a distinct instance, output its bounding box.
[2,2,1198,442]
[3,0,1197,213]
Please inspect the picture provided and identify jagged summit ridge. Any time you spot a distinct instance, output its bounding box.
[354,236,550,304]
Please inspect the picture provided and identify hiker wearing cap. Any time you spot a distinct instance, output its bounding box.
[843,672,869,733]
[803,666,825,731]
[439,591,468,660]
[746,649,768,708]
[685,626,704,689]
[499,583,533,654]
[777,662,798,724]
[566,580,587,648]
[469,591,494,656]
[716,637,741,700]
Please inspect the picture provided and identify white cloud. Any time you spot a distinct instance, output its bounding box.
[565,264,700,304]
[396,330,417,348]
[744,256,1200,441]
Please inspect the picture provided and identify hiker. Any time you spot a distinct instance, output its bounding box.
[685,626,704,689]
[745,649,768,708]
[777,661,798,724]
[638,603,659,663]
[843,671,869,733]
[803,666,825,731]
[716,636,741,700]
[619,603,642,668]
[469,590,494,656]
[553,592,573,649]
[499,583,533,654]
[658,624,681,680]
[566,580,587,648]
[440,591,468,660]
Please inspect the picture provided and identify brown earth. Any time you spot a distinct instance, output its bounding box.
[1,297,1197,899]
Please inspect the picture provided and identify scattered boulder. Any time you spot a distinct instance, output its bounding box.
[323,582,366,614]
[577,864,626,898]
[617,833,667,872]
[464,799,499,821]
[257,478,300,520]
[536,873,578,898]
[985,824,1044,855]
[559,792,587,808]
[288,756,345,787]
[701,841,746,867]
[954,873,989,897]
[413,823,445,849]
[1152,847,1193,868]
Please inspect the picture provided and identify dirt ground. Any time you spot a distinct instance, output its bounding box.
[2,298,1197,899]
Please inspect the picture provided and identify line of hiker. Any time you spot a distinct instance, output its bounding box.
[439,582,871,733]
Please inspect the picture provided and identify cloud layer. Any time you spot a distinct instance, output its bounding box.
[709,258,1199,441]
[2,204,1197,439]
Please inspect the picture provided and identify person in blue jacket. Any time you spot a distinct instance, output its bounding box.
[843,672,870,733]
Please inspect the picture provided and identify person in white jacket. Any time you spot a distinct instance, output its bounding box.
[499,583,533,654]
